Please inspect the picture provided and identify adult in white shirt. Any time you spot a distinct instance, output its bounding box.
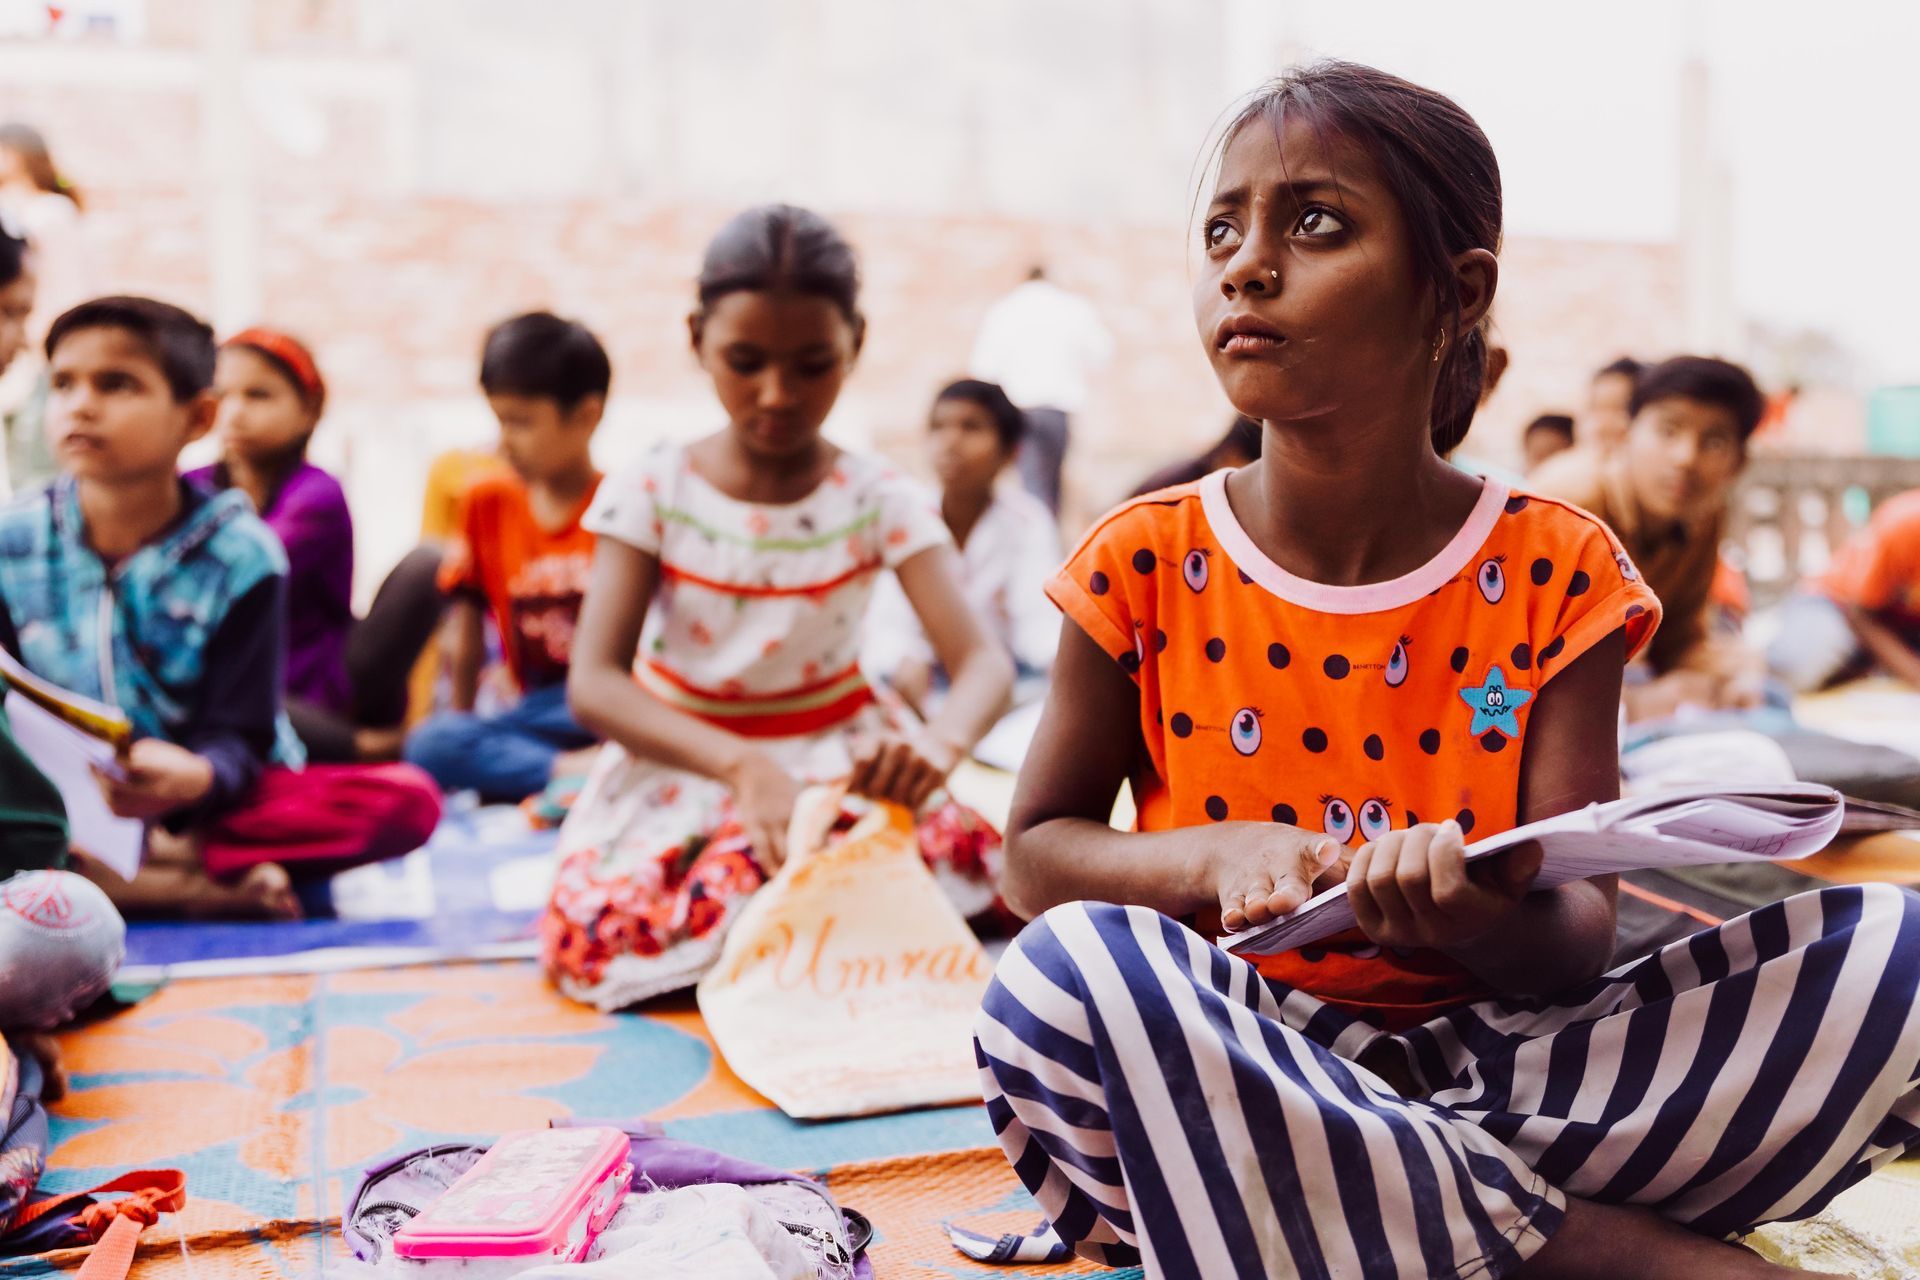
[968,266,1113,514]
[866,380,1060,767]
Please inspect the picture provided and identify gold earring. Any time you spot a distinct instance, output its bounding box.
[1432,329,1446,364]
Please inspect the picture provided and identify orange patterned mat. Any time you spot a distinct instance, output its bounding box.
[8,960,1123,1277]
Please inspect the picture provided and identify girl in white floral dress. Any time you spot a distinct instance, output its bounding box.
[542,205,1016,1009]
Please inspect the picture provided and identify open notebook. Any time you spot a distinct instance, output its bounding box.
[0,647,142,879]
[1223,783,1846,958]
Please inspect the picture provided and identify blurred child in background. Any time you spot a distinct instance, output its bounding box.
[1771,488,1920,692]
[1521,411,1575,473]
[404,312,607,803]
[1534,355,1769,720]
[1526,355,1641,493]
[866,378,1059,729]
[0,297,439,918]
[191,329,444,762]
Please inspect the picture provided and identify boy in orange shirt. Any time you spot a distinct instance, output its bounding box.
[404,313,606,801]
[1770,488,1920,691]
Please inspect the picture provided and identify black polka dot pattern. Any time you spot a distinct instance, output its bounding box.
[1419,728,1441,755]
[1154,629,1169,652]
[1405,810,1421,826]
[1205,795,1228,821]
[1540,635,1566,663]
[1450,646,1470,673]
[1531,558,1553,586]
[1120,651,1142,674]
[1626,604,1647,620]
[1512,643,1533,670]
[1271,803,1296,825]
[1568,570,1591,597]
[1090,571,1110,596]
[1323,655,1351,680]
[1456,809,1476,835]
[1505,495,1530,514]
[1364,734,1384,761]
[1303,728,1328,753]
[1132,549,1156,574]
[1480,730,1508,753]
[1237,569,1253,585]
[1170,713,1193,738]
[1267,643,1291,669]
[1206,638,1226,663]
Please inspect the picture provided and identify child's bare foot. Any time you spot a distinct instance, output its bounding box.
[79,849,302,921]
[1520,1197,1816,1279]
[353,724,408,762]
[233,863,301,920]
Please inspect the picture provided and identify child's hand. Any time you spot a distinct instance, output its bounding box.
[728,751,803,870]
[848,731,960,813]
[1347,820,1542,951]
[94,739,214,820]
[1210,824,1351,935]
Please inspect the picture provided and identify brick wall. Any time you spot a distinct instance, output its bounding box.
[0,0,1721,585]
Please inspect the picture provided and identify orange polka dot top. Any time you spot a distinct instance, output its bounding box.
[1049,471,1662,1028]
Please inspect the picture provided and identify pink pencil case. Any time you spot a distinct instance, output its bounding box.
[393,1126,632,1262]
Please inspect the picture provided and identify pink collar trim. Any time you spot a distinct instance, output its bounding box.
[1199,468,1510,615]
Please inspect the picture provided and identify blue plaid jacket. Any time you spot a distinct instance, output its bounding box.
[0,476,304,767]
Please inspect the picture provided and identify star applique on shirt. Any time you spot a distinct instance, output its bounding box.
[1458,664,1533,738]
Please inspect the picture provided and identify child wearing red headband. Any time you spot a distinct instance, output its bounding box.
[189,329,443,761]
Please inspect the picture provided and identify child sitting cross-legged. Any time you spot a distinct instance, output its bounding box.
[541,205,1015,1009]
[1770,488,1920,693]
[976,63,1920,1278]
[403,312,608,804]
[0,297,441,918]
[864,378,1060,738]
[188,329,445,763]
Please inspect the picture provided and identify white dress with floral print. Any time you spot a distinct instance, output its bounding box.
[541,444,1002,1010]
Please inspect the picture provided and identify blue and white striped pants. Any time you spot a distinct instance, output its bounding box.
[974,886,1920,1279]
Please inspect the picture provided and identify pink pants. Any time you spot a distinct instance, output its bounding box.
[199,763,443,880]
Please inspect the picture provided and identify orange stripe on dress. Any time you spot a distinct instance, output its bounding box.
[647,681,874,738]
[642,658,867,705]
[635,660,876,737]
[697,685,875,737]
[659,558,881,599]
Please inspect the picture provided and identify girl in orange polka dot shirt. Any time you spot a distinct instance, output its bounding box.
[970,62,1920,1280]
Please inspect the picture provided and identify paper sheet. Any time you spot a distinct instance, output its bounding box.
[1224,783,1844,957]
[6,691,143,880]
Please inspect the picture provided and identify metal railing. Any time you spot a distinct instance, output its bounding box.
[1726,454,1920,607]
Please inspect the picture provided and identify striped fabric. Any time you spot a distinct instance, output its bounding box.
[975,886,1920,1278]
[635,657,876,739]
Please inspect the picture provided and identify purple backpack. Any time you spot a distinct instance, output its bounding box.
[343,1120,872,1277]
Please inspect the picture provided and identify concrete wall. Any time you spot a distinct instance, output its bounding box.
[1,0,1702,586]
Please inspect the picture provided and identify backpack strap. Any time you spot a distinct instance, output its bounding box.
[11,1169,185,1280]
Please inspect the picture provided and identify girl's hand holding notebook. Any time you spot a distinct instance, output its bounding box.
[1223,783,1847,958]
